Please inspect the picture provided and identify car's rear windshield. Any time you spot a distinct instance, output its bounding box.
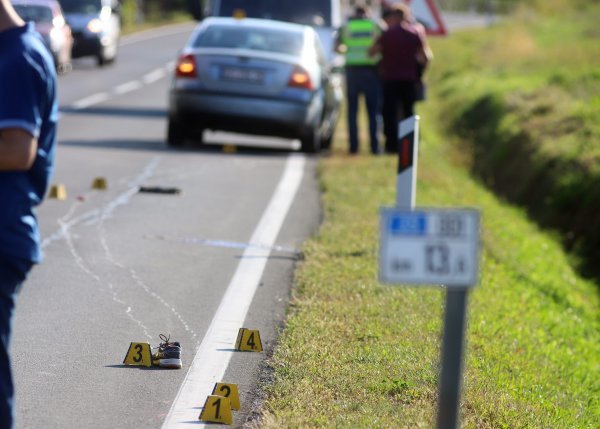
[59,0,101,14]
[14,5,53,23]
[216,0,332,27]
[193,25,304,55]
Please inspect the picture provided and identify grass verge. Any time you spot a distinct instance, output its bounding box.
[430,2,600,278]
[250,7,599,429]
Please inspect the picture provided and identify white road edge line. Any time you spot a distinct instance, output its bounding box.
[161,154,306,428]
[114,80,143,95]
[66,63,172,111]
[71,92,109,110]
[142,68,166,84]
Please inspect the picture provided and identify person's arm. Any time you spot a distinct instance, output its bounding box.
[335,26,346,53]
[368,35,382,57]
[0,128,37,171]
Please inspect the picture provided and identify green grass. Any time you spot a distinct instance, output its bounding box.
[250,5,600,428]
[119,1,192,35]
[429,3,600,277]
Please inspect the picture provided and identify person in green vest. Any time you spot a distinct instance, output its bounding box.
[336,4,382,154]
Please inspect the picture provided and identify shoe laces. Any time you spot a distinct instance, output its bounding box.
[156,333,176,351]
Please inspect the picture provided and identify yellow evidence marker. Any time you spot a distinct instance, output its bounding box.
[212,382,240,410]
[123,342,152,367]
[199,395,233,425]
[223,144,237,153]
[48,184,67,200]
[235,328,263,352]
[91,177,108,190]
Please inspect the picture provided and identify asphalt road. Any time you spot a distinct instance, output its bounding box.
[12,22,320,428]
[12,11,490,428]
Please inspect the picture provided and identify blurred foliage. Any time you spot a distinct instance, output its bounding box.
[428,2,600,279]
[437,0,595,14]
[119,0,202,32]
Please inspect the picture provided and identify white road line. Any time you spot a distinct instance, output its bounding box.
[71,92,110,110]
[119,23,195,47]
[161,154,306,428]
[142,68,166,84]
[114,80,143,95]
[66,61,171,111]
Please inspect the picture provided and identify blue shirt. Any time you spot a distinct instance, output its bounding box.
[0,22,58,269]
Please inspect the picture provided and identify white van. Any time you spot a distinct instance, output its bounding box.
[58,0,121,66]
[207,0,342,64]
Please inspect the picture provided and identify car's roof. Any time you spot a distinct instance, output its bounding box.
[200,16,309,34]
[12,0,60,8]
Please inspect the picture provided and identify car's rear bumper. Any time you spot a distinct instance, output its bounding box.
[71,32,101,58]
[169,90,323,139]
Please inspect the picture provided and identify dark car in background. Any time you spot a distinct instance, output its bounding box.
[12,0,73,73]
[206,0,342,65]
[58,0,121,66]
[167,17,341,153]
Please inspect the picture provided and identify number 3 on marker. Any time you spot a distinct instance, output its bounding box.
[133,344,143,362]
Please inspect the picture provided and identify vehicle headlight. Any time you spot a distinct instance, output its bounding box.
[87,18,103,33]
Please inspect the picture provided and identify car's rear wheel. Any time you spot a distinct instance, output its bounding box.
[96,47,107,66]
[300,125,321,153]
[321,130,334,150]
[167,119,186,147]
[97,45,117,67]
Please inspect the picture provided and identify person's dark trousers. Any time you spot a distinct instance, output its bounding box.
[382,80,417,153]
[345,66,381,154]
[0,259,29,429]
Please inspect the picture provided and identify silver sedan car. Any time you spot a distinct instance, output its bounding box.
[167,17,341,152]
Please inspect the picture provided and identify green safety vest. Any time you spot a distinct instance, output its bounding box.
[341,19,380,66]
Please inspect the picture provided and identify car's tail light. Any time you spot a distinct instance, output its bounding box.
[176,54,197,78]
[287,65,313,90]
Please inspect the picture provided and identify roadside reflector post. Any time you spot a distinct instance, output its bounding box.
[380,116,480,429]
[396,116,419,209]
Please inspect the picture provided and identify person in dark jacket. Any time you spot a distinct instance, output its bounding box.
[370,4,431,153]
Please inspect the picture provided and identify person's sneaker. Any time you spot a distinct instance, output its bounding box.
[152,334,182,369]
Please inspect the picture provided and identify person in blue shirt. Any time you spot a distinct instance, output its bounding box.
[0,0,58,427]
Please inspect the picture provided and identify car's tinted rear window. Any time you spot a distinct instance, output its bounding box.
[217,0,332,27]
[59,0,101,14]
[193,25,304,55]
[14,5,53,23]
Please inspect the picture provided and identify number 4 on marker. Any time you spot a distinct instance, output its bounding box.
[235,328,263,352]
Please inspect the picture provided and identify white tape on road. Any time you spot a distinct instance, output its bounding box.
[161,154,306,428]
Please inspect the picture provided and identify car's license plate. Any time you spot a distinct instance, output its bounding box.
[220,66,265,84]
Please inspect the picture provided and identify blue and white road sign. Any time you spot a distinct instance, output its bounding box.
[379,208,481,287]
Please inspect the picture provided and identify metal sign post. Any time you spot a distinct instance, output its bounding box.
[380,208,480,428]
[382,116,481,429]
[437,288,469,429]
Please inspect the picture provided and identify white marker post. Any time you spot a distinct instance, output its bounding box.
[383,116,480,429]
[396,116,419,209]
